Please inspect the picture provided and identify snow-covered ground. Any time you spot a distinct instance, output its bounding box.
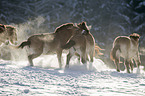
[0,54,145,96]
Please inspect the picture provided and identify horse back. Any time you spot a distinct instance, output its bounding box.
[113,36,138,58]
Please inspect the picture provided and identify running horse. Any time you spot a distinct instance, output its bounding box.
[17,23,86,68]
[110,33,141,73]
[62,22,103,68]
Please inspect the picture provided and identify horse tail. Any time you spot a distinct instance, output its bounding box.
[62,40,76,49]
[95,45,104,56]
[17,40,31,49]
[110,44,120,61]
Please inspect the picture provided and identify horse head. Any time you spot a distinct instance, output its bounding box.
[129,33,140,42]
[6,26,18,45]
[77,22,89,35]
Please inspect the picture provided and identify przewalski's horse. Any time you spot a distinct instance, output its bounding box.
[17,23,85,68]
[110,33,141,73]
[62,22,102,68]
[0,24,17,46]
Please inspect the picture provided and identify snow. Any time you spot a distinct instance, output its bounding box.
[0,54,145,96]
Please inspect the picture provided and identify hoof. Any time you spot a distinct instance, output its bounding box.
[117,69,120,72]
[65,65,69,69]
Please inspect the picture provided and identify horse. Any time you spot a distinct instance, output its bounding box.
[62,22,102,68]
[17,23,85,68]
[110,33,141,73]
[0,24,17,46]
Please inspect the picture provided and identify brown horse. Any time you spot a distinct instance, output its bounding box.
[110,33,141,73]
[17,23,85,68]
[62,22,102,68]
[0,24,17,46]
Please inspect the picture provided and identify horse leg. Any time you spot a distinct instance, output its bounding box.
[87,50,94,70]
[134,53,141,73]
[89,49,94,63]
[124,59,130,73]
[81,52,87,64]
[75,53,81,61]
[28,53,42,66]
[115,60,120,72]
[56,49,62,69]
[81,57,87,64]
[65,52,73,68]
[135,53,141,69]
[130,59,134,72]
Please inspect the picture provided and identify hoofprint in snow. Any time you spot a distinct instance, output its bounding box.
[0,54,145,96]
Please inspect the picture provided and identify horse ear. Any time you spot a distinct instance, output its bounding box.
[77,23,81,27]
[82,22,86,26]
[0,24,6,29]
[88,25,92,30]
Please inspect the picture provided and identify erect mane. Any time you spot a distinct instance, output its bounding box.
[55,23,74,33]
[129,33,140,41]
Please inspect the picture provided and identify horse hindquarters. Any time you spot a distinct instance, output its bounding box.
[110,44,121,72]
[27,39,44,66]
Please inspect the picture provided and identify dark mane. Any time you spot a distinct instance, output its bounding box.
[129,33,140,41]
[55,23,74,33]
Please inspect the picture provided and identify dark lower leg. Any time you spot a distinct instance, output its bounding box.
[130,60,134,72]
[66,53,72,68]
[115,59,120,72]
[28,55,34,66]
[125,60,130,73]
[81,57,86,64]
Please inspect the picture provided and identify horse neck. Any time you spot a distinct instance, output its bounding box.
[131,38,139,47]
[54,29,73,43]
[0,32,9,42]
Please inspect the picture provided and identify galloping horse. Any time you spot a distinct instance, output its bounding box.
[0,24,17,46]
[62,22,102,68]
[17,23,85,68]
[110,33,141,73]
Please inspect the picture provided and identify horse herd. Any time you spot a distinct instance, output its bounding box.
[0,22,141,73]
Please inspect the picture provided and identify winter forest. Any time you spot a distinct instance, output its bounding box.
[0,0,145,95]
